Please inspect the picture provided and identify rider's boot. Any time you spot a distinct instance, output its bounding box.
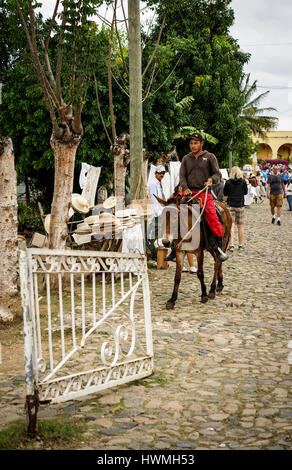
[164,242,176,262]
[215,236,228,262]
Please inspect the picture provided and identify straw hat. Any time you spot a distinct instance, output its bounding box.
[44,214,51,234]
[44,208,75,234]
[103,196,116,209]
[71,193,90,214]
[75,222,92,234]
[115,208,137,218]
[84,215,101,224]
[99,212,116,223]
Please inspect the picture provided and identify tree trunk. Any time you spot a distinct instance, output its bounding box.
[0,137,19,322]
[49,137,81,249]
[111,134,130,211]
[114,154,128,210]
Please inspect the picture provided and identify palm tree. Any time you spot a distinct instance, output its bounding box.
[240,73,278,137]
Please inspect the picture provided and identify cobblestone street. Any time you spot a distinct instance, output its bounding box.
[0,199,292,450]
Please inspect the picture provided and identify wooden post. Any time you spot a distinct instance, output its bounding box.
[128,0,143,201]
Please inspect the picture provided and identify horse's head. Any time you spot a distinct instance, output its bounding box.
[154,194,200,249]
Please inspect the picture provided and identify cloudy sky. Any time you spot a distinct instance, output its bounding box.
[230,0,292,130]
[40,0,292,130]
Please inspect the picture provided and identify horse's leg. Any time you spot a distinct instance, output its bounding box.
[216,261,224,292]
[196,249,208,303]
[209,254,220,299]
[166,251,185,310]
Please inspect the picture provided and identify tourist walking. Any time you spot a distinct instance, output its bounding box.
[266,165,286,225]
[223,166,248,251]
[286,177,292,211]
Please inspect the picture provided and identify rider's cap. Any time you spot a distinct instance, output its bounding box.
[155,165,166,174]
[189,132,203,142]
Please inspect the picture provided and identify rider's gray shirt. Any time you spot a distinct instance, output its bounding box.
[179,151,221,192]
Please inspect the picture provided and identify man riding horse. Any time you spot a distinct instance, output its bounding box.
[164,132,228,263]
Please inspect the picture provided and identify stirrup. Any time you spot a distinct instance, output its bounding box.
[216,247,228,262]
[164,247,176,262]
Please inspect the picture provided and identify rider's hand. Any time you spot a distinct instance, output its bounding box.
[204,178,213,187]
[184,189,192,196]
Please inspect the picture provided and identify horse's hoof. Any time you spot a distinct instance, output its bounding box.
[208,291,215,300]
[201,296,208,303]
[166,300,175,310]
[216,286,224,293]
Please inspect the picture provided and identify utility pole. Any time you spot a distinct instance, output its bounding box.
[128,0,143,200]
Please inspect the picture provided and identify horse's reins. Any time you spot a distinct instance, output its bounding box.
[176,185,209,250]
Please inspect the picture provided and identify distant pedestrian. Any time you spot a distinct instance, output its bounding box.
[223,166,248,251]
[147,165,167,260]
[211,173,224,202]
[267,165,286,225]
[286,178,292,211]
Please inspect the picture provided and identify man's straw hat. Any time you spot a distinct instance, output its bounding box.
[75,222,92,234]
[103,196,116,209]
[71,193,90,214]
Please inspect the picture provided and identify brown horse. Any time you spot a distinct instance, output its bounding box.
[155,192,232,309]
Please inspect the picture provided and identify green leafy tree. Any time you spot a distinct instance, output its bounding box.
[12,0,104,249]
[145,0,251,165]
[239,73,278,137]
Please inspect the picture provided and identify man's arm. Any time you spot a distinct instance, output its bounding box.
[209,154,221,185]
[266,183,270,199]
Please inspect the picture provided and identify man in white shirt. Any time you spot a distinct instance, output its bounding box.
[147,165,166,260]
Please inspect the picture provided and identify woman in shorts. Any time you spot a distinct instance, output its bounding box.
[223,167,248,251]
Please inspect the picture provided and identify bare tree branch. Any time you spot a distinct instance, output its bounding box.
[55,2,68,106]
[94,74,113,146]
[15,0,58,128]
[120,0,129,36]
[142,14,166,79]
[72,101,83,135]
[27,1,60,109]
[114,13,129,77]
[45,0,61,50]
[147,55,183,99]
[41,39,56,86]
[142,63,156,102]
[111,71,130,97]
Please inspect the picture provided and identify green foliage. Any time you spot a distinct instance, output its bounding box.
[240,73,278,137]
[144,0,251,164]
[18,201,44,232]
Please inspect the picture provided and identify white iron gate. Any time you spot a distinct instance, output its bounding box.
[19,248,154,405]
